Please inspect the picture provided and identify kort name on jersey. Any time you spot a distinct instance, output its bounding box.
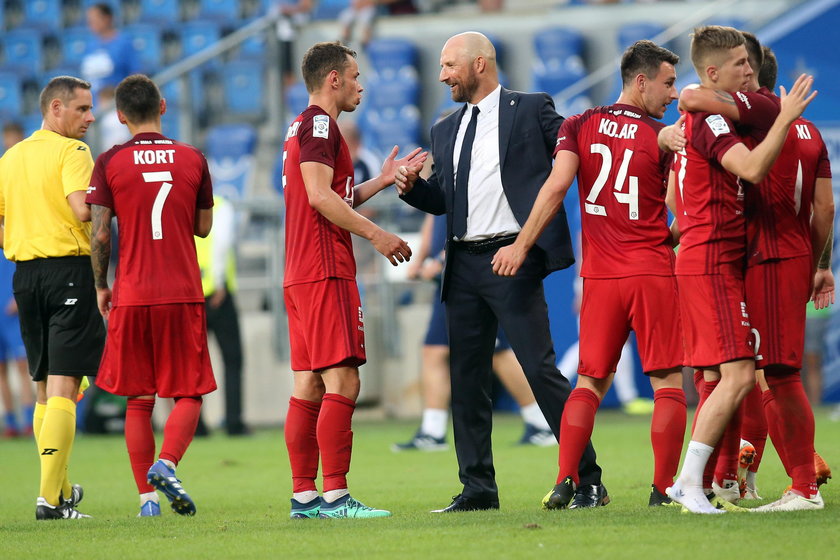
[133,149,175,165]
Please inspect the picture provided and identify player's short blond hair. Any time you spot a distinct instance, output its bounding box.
[690,26,745,76]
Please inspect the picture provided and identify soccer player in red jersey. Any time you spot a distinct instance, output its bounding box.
[87,74,216,517]
[680,40,834,511]
[492,40,687,508]
[664,26,816,514]
[282,41,425,519]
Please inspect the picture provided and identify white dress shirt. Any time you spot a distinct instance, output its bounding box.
[452,84,521,241]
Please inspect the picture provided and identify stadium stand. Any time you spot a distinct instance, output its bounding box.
[136,0,182,26]
[0,72,24,117]
[197,0,243,25]
[222,59,264,118]
[59,26,93,68]
[125,23,166,74]
[21,0,63,32]
[311,0,349,21]
[1,28,46,76]
[284,81,310,120]
[205,123,259,200]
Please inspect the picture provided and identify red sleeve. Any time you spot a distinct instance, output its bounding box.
[817,139,832,179]
[85,151,114,208]
[554,114,581,157]
[298,113,340,168]
[196,153,214,209]
[733,90,779,132]
[690,112,742,164]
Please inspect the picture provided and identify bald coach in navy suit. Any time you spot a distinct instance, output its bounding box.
[395,32,606,512]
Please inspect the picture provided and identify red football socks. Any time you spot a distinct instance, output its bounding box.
[762,389,790,476]
[285,397,322,493]
[125,398,156,493]
[159,396,202,466]
[317,393,356,493]
[557,387,600,486]
[651,388,687,494]
[698,378,719,489]
[740,383,768,472]
[766,373,816,496]
[713,401,743,484]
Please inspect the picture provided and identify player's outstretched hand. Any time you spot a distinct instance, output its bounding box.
[812,268,835,310]
[371,229,412,266]
[381,146,427,189]
[659,114,686,152]
[779,74,817,124]
[491,243,527,277]
[96,287,113,320]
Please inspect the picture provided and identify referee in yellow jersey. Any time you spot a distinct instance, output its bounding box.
[0,76,105,520]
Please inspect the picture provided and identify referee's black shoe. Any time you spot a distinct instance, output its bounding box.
[569,483,610,508]
[431,493,499,513]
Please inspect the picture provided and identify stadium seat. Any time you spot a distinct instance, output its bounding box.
[360,105,421,155]
[705,17,749,31]
[239,31,266,60]
[1,29,46,75]
[311,0,349,21]
[534,65,586,98]
[365,38,417,75]
[38,66,83,90]
[161,106,180,139]
[533,26,585,63]
[285,81,310,119]
[364,74,419,110]
[197,0,242,23]
[0,73,24,117]
[617,22,667,50]
[21,113,44,135]
[222,59,264,118]
[125,24,166,74]
[136,0,182,26]
[21,0,63,32]
[205,123,258,200]
[179,20,222,63]
[59,26,92,67]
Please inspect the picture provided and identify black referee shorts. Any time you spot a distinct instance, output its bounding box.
[13,256,105,381]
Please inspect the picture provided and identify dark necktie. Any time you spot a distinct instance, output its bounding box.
[453,105,480,239]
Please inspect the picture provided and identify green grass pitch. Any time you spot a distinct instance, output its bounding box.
[1,409,838,559]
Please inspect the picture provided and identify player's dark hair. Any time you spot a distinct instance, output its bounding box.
[301,41,357,94]
[620,40,679,86]
[690,25,745,75]
[115,74,162,123]
[741,31,763,77]
[90,3,113,19]
[39,76,92,115]
[758,46,778,91]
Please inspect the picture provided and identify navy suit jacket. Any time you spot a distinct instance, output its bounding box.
[401,87,575,300]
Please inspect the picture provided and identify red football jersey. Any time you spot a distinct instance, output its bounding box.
[282,106,356,287]
[672,111,745,275]
[86,132,213,306]
[555,104,675,278]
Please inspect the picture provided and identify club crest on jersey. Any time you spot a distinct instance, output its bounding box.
[313,114,330,139]
[705,114,730,137]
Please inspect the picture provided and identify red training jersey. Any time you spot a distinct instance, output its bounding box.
[555,104,675,278]
[672,111,745,275]
[86,132,213,306]
[282,105,356,287]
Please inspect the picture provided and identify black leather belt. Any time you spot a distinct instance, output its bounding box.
[451,234,518,254]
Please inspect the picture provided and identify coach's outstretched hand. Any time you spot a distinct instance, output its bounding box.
[381,146,427,188]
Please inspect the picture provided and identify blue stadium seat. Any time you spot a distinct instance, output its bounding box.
[125,24,166,74]
[0,73,24,117]
[198,0,242,23]
[179,20,222,62]
[22,113,44,135]
[311,0,349,20]
[59,26,92,67]
[360,105,421,155]
[205,123,258,200]
[617,22,667,50]
[534,26,584,63]
[365,38,417,75]
[22,0,63,31]
[285,81,310,119]
[38,66,83,91]
[222,60,263,117]
[239,31,265,59]
[364,74,419,110]
[137,0,181,25]
[1,29,45,75]
[161,106,180,139]
[534,65,586,98]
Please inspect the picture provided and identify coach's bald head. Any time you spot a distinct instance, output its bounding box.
[439,32,499,104]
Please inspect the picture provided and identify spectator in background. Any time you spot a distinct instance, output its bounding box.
[195,195,249,436]
[339,120,381,185]
[81,3,138,101]
[272,1,314,89]
[2,122,26,156]
[340,1,418,48]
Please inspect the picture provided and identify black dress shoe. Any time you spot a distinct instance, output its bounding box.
[431,493,500,513]
[569,484,610,509]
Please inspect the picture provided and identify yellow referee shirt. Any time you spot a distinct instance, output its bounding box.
[0,129,94,261]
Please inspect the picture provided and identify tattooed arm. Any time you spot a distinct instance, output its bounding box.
[90,204,114,319]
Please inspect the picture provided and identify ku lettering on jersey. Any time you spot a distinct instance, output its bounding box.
[555,104,675,278]
[672,111,744,275]
[86,132,213,306]
[282,106,356,287]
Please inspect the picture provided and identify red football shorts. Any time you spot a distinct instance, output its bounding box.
[746,255,811,370]
[578,275,683,378]
[676,273,754,369]
[96,303,216,398]
[284,278,366,372]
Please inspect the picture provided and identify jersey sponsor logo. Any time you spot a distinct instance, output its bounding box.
[597,119,637,139]
[133,149,176,165]
[795,124,812,140]
[64,298,78,305]
[313,114,330,139]
[41,448,59,455]
[705,114,730,137]
[735,91,751,110]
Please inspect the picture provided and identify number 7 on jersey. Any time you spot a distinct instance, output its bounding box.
[143,171,173,240]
